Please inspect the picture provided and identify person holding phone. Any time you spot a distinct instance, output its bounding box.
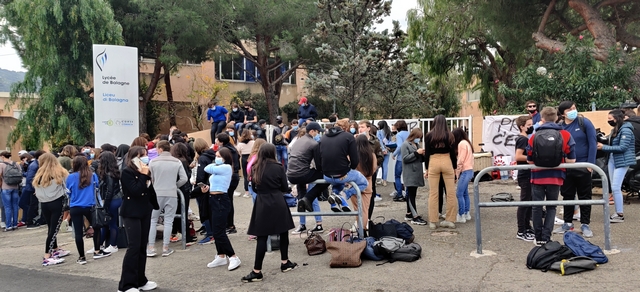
[118,146,160,292]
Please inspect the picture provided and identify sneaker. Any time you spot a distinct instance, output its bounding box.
[226,227,237,234]
[376,178,382,185]
[162,248,174,257]
[233,191,242,197]
[138,281,158,291]
[207,256,228,268]
[76,256,87,265]
[17,221,26,228]
[573,210,581,221]
[429,222,437,230]
[439,213,446,220]
[228,256,241,271]
[411,216,427,225]
[86,248,95,254]
[393,195,406,202]
[42,257,65,266]
[404,214,413,221]
[242,193,251,198]
[330,204,342,212]
[297,197,313,212]
[66,226,73,232]
[382,180,387,187]
[291,224,307,235]
[327,193,342,206]
[310,225,324,233]
[170,234,182,243]
[104,245,118,253]
[93,250,111,259]
[280,260,298,272]
[610,214,624,223]
[52,249,71,258]
[146,249,157,257]
[389,190,397,197]
[554,217,564,225]
[241,271,263,282]
[0,222,5,228]
[374,194,382,202]
[198,236,215,245]
[534,239,547,246]
[440,221,456,229]
[456,214,466,223]
[247,235,257,241]
[464,212,472,221]
[552,223,574,234]
[516,232,535,242]
[581,224,594,238]
[26,223,42,229]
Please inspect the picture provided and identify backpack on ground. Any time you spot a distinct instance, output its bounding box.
[526,241,575,271]
[2,162,23,186]
[548,256,598,275]
[563,232,608,264]
[532,128,564,167]
[389,242,422,262]
[373,236,404,255]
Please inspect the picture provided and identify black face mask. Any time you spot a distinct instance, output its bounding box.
[608,120,617,127]
[526,127,534,135]
[528,109,537,114]
[392,131,398,135]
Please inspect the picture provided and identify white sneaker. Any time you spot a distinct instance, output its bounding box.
[233,191,242,197]
[456,214,466,223]
[138,281,157,291]
[374,194,382,202]
[389,190,397,197]
[464,212,472,221]
[104,245,118,253]
[207,256,228,268]
[86,248,95,254]
[228,256,241,271]
[554,217,564,225]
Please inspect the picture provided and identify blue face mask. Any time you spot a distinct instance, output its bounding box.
[350,128,356,134]
[232,108,238,112]
[211,106,216,110]
[140,156,150,165]
[251,135,255,139]
[293,126,299,130]
[90,153,95,159]
[413,138,421,144]
[215,157,224,165]
[314,133,321,142]
[228,131,235,137]
[83,148,91,154]
[566,109,578,121]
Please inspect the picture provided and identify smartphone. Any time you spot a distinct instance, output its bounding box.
[132,157,143,170]
[196,182,206,188]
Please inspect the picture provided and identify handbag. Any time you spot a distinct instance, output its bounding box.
[326,239,366,268]
[91,178,111,229]
[328,223,353,242]
[303,230,327,256]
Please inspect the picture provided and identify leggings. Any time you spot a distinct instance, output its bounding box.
[254,232,289,270]
[41,196,64,253]
[406,186,418,216]
[70,207,100,255]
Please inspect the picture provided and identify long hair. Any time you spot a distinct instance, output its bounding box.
[218,147,234,169]
[33,153,69,188]
[610,109,625,138]
[406,128,423,143]
[125,146,147,172]
[193,138,209,155]
[452,127,474,152]
[97,151,120,181]
[170,143,190,163]
[131,136,148,148]
[60,145,77,158]
[115,144,130,159]
[251,138,267,156]
[251,143,277,187]
[297,128,307,138]
[239,129,253,144]
[72,156,92,188]
[394,120,408,132]
[356,134,374,177]
[427,115,454,148]
[378,121,391,140]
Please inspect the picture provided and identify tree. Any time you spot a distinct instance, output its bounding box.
[183,75,228,131]
[218,0,317,125]
[109,0,229,131]
[0,0,123,148]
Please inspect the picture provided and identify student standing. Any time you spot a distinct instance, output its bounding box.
[514,116,535,241]
[392,120,409,201]
[0,151,21,231]
[400,128,426,225]
[453,128,474,224]
[97,152,123,253]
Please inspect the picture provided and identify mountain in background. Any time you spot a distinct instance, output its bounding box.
[0,68,26,92]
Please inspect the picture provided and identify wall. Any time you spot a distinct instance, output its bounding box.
[0,93,28,160]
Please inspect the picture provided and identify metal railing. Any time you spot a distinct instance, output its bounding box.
[473,163,611,254]
[175,189,187,250]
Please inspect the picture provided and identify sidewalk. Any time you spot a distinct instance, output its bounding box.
[0,180,638,291]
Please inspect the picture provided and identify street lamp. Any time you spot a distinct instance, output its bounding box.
[330,71,340,114]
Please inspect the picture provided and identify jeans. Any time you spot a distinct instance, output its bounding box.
[119,214,151,292]
[323,169,368,200]
[210,120,227,143]
[298,118,307,127]
[394,160,403,196]
[1,189,20,228]
[234,122,244,132]
[516,178,532,233]
[607,156,628,214]
[531,184,560,241]
[19,189,31,222]
[249,185,257,204]
[456,170,473,215]
[104,198,122,247]
[209,194,235,256]
[300,198,321,225]
[561,168,592,224]
[276,145,288,171]
[41,196,64,254]
[149,196,177,248]
[381,154,390,182]
[406,187,418,216]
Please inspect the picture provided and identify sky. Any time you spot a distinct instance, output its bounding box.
[0,0,419,72]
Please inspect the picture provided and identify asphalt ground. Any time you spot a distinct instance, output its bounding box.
[0,180,639,291]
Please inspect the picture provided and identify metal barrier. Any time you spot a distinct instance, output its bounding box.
[174,189,187,250]
[473,162,611,254]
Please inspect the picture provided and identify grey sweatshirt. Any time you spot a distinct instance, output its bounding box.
[149,152,188,197]
[34,181,66,203]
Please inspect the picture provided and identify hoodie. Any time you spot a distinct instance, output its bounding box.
[318,127,359,176]
[223,143,241,174]
[298,103,318,119]
[191,149,216,197]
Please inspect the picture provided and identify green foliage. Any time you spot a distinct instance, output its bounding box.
[1,0,123,147]
[231,89,268,123]
[281,95,347,122]
[499,36,640,113]
[145,100,166,138]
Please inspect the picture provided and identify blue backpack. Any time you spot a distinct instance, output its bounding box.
[563,232,608,264]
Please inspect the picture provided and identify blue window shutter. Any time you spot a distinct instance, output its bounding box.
[246,59,256,82]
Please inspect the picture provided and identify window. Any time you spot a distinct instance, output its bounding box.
[216,56,295,84]
[467,90,480,102]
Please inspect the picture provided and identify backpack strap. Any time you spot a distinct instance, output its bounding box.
[578,116,585,134]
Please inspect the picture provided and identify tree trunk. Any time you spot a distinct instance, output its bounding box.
[164,66,176,126]
[139,101,147,135]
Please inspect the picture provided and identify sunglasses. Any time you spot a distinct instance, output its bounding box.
[527,105,536,108]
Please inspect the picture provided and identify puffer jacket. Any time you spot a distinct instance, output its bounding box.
[602,122,636,168]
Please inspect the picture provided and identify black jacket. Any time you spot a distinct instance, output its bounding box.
[625,116,640,155]
[318,127,359,176]
[229,110,245,124]
[190,149,216,198]
[223,143,241,174]
[119,167,158,218]
[100,174,121,210]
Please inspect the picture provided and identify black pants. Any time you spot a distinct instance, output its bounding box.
[226,173,240,228]
[406,186,418,216]
[119,213,151,292]
[254,232,289,270]
[70,207,100,255]
[561,169,592,225]
[41,197,64,254]
[210,121,227,143]
[210,194,235,256]
[516,177,532,233]
[532,184,560,241]
[289,169,329,202]
[438,175,445,213]
[369,169,378,218]
[242,154,250,192]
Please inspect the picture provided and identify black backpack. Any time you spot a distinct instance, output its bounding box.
[389,242,422,262]
[526,241,575,271]
[2,162,23,186]
[532,128,564,167]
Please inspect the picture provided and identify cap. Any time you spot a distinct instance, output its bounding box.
[298,97,308,105]
[276,115,283,122]
[306,122,324,133]
[18,150,28,156]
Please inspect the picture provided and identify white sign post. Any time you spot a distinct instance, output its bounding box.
[93,45,139,147]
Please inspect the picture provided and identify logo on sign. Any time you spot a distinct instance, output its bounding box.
[102,119,134,127]
[96,49,108,71]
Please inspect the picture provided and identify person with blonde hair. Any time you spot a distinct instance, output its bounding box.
[33,153,72,266]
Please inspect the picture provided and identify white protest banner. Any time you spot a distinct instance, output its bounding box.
[482,115,522,158]
[93,45,139,147]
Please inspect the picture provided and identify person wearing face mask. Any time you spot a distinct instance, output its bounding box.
[553,101,597,237]
[273,116,290,170]
[598,109,635,224]
[207,101,229,145]
[358,121,383,217]
[225,124,237,145]
[514,115,535,241]
[623,108,640,153]
[525,100,542,133]
[216,133,241,234]
[284,120,300,143]
[400,128,427,225]
[297,97,318,126]
[349,122,358,136]
[228,102,246,133]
